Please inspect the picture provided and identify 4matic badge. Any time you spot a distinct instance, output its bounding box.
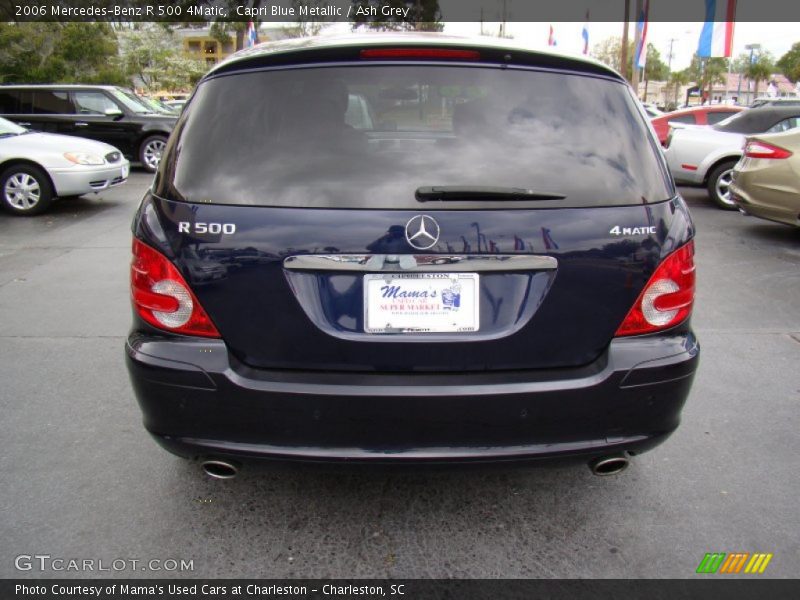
[609,225,657,236]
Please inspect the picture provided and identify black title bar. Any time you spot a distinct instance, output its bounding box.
[4,579,800,600]
[1,0,800,23]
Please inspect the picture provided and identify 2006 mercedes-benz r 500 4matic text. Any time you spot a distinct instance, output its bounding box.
[126,35,699,479]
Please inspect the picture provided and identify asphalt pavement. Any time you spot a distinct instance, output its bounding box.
[1,173,798,578]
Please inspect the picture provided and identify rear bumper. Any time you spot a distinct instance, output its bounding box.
[730,181,800,228]
[49,161,129,196]
[125,331,699,464]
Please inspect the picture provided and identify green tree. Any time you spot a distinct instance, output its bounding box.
[590,36,633,77]
[687,54,729,102]
[641,44,669,101]
[734,49,775,98]
[118,24,205,92]
[593,36,661,82]
[666,69,691,110]
[0,22,48,82]
[195,1,264,51]
[59,23,125,84]
[0,22,124,84]
[351,0,443,32]
[154,55,208,91]
[118,24,175,90]
[777,42,800,82]
[209,21,237,46]
[644,44,669,82]
[207,20,249,52]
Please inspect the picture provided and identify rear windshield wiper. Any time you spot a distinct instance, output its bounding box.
[415,186,566,201]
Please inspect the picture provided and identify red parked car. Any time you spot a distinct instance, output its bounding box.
[651,105,745,145]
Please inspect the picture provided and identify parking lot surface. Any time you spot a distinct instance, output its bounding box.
[1,173,799,578]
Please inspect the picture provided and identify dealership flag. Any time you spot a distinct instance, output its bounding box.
[541,227,559,250]
[635,0,649,69]
[697,0,736,57]
[548,25,557,47]
[245,21,258,48]
[581,12,590,55]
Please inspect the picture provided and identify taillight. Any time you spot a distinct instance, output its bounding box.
[743,140,792,159]
[360,48,480,60]
[130,238,220,338]
[615,241,695,337]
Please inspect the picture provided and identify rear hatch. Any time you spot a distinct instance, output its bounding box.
[144,45,678,372]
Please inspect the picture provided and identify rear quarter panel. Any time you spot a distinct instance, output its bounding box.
[666,128,743,183]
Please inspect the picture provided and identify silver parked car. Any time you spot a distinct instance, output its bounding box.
[664,106,800,209]
[0,117,129,215]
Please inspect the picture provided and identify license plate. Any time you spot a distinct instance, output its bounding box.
[121,164,129,179]
[364,273,479,333]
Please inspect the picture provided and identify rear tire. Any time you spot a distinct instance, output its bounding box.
[139,135,168,173]
[0,164,54,216]
[706,160,738,210]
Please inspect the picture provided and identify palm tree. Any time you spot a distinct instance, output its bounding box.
[703,58,729,103]
[667,70,690,109]
[745,54,775,99]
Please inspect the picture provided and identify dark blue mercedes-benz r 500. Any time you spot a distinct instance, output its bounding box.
[126,34,699,478]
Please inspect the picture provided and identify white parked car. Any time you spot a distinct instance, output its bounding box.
[0,117,129,215]
[664,106,800,209]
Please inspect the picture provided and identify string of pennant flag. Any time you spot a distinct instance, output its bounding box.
[548,0,735,62]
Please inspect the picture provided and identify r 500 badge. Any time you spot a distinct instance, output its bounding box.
[178,222,236,235]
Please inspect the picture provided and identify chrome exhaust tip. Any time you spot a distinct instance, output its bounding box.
[200,459,239,480]
[589,455,630,476]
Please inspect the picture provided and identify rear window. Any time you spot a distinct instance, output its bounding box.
[765,116,800,133]
[706,110,736,124]
[73,91,117,115]
[2,90,35,114]
[667,114,697,125]
[713,110,758,132]
[713,108,800,134]
[110,88,154,114]
[160,65,671,209]
[31,91,75,115]
[0,91,18,113]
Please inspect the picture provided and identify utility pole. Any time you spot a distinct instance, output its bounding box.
[667,38,677,72]
[621,0,630,83]
[725,56,733,104]
[723,21,737,104]
[631,0,643,94]
[619,0,631,79]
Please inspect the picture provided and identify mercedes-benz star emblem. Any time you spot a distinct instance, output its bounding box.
[405,215,440,250]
